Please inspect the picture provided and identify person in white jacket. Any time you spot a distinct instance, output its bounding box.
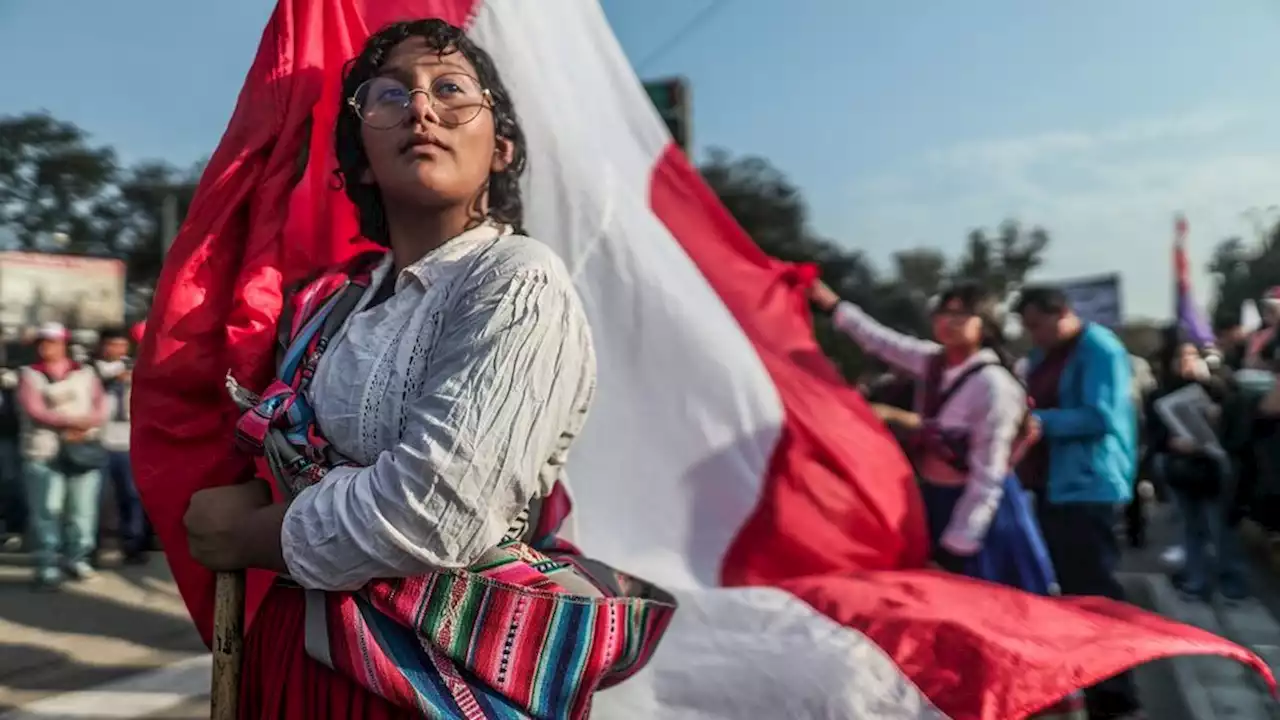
[810,280,1057,593]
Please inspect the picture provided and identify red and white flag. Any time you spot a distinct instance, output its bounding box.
[132,1,1270,718]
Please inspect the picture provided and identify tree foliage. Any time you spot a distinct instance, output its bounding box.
[955,222,1050,298]
[699,149,1050,378]
[0,112,1062,359]
[1208,225,1280,329]
[0,113,119,253]
[0,112,203,317]
[114,160,201,288]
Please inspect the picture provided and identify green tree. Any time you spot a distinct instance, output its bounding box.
[114,160,202,290]
[0,112,120,252]
[699,148,890,377]
[0,111,204,321]
[1208,226,1280,328]
[700,149,1054,378]
[953,221,1050,297]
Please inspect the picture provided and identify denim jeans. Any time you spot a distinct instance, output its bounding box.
[24,459,102,570]
[103,450,148,554]
[1173,487,1248,599]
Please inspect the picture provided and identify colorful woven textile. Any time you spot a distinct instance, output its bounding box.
[228,252,677,719]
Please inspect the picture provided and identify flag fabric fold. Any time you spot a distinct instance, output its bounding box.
[132,1,1272,718]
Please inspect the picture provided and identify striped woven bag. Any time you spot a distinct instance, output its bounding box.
[228,252,676,719]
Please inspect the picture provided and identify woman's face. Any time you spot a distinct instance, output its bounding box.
[1175,343,1202,379]
[932,298,983,350]
[357,37,509,215]
[36,339,66,363]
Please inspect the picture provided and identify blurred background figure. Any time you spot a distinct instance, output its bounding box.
[1243,287,1280,369]
[1014,286,1143,719]
[17,322,108,591]
[1126,354,1158,549]
[1146,327,1246,602]
[93,327,148,566]
[0,338,25,550]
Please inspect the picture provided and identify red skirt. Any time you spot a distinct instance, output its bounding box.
[239,584,418,719]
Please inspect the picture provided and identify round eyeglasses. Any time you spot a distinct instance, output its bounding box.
[348,74,491,130]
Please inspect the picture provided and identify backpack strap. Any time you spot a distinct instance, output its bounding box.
[918,353,946,417]
[232,251,385,459]
[277,251,386,362]
[921,355,998,420]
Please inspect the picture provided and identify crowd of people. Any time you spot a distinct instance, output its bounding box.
[0,321,147,591]
[810,281,1280,720]
[1128,297,1280,600]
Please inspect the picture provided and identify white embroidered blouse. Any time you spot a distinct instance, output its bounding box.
[281,223,596,592]
[831,302,1026,557]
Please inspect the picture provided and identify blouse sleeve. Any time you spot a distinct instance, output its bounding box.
[831,301,938,379]
[939,368,1024,556]
[280,254,594,592]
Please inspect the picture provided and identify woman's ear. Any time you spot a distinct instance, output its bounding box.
[491,137,515,173]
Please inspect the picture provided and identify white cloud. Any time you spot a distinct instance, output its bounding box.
[841,107,1277,319]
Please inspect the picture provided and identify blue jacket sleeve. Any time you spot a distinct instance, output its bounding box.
[1033,333,1131,440]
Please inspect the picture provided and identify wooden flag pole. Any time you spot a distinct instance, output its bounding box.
[206,113,310,720]
[210,570,246,719]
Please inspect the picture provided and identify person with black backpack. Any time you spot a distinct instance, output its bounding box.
[809,280,1056,591]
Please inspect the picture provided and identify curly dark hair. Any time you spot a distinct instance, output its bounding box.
[333,19,527,245]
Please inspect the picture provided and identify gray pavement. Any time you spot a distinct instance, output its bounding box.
[0,550,205,717]
[1119,502,1280,719]
[0,502,1277,718]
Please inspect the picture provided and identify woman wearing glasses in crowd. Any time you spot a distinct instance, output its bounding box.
[176,19,672,719]
[809,281,1054,591]
[809,282,1082,717]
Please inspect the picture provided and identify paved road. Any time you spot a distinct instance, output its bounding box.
[0,551,206,718]
[0,502,1277,719]
[1118,501,1279,719]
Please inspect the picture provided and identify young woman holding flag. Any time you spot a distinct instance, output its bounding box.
[177,19,673,718]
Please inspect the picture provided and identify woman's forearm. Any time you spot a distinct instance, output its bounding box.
[241,503,289,574]
[831,302,937,378]
[871,403,921,429]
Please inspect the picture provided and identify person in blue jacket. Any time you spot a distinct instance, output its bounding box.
[1014,285,1142,720]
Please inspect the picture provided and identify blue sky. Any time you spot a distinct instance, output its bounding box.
[1,1,1277,318]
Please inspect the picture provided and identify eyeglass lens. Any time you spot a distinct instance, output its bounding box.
[354,74,485,128]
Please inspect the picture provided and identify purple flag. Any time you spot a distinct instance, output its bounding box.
[1174,215,1215,346]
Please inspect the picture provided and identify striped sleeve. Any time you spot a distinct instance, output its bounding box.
[831,301,939,379]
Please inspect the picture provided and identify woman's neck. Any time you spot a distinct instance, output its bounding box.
[38,357,73,377]
[384,203,483,272]
[942,346,979,367]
